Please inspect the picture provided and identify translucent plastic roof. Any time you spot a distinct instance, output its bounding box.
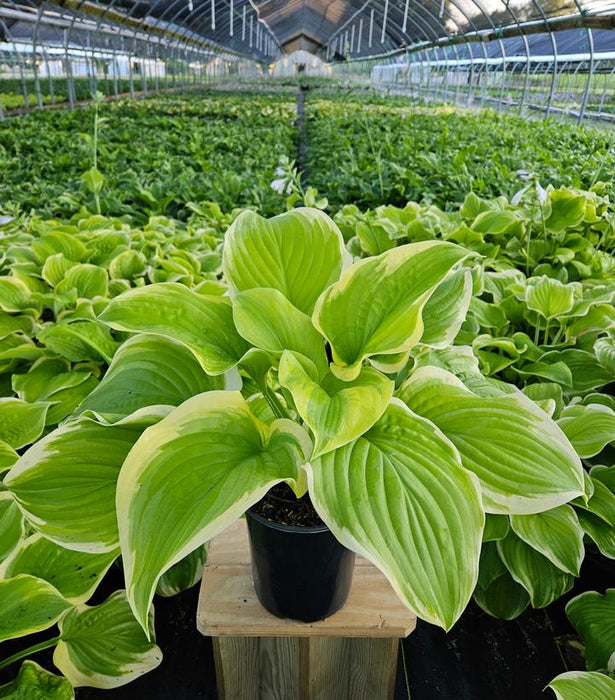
[2,1,615,61]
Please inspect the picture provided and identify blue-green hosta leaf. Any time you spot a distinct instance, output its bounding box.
[0,574,71,642]
[53,591,162,689]
[223,208,349,315]
[313,241,471,380]
[55,263,108,299]
[37,320,119,363]
[483,514,510,542]
[117,391,311,632]
[525,276,574,320]
[558,404,615,458]
[420,270,473,348]
[398,367,583,514]
[99,283,249,375]
[156,544,207,597]
[233,288,328,377]
[308,400,484,630]
[279,350,394,458]
[4,407,170,553]
[510,505,584,576]
[548,671,615,700]
[0,492,24,562]
[0,398,48,449]
[77,335,225,418]
[0,660,74,699]
[497,533,574,608]
[566,589,615,672]
[0,534,118,603]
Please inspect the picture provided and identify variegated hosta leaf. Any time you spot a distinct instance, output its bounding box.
[53,591,162,689]
[313,241,471,380]
[117,391,311,632]
[0,398,48,449]
[279,350,394,458]
[308,400,484,630]
[497,533,574,608]
[55,263,108,299]
[577,510,615,559]
[99,283,250,375]
[0,574,71,642]
[223,208,349,315]
[548,671,615,700]
[156,544,208,597]
[473,543,529,620]
[510,505,584,576]
[37,320,119,364]
[0,534,118,603]
[4,407,170,553]
[566,589,615,672]
[0,492,24,562]
[525,276,574,319]
[558,404,615,458]
[233,288,328,378]
[0,661,74,699]
[398,367,584,514]
[77,334,226,418]
[574,478,615,526]
[593,465,615,493]
[0,441,18,478]
[420,270,473,349]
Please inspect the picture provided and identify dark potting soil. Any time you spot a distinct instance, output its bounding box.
[250,482,325,527]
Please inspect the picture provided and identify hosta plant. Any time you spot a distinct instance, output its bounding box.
[1,208,585,689]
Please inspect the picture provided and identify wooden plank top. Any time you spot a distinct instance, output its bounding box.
[196,520,417,639]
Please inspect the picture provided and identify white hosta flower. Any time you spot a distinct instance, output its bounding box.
[270,178,289,194]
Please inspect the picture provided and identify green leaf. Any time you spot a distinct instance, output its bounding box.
[0,660,74,699]
[541,349,612,393]
[497,533,574,608]
[223,208,348,315]
[279,350,394,458]
[0,277,35,313]
[471,209,519,235]
[156,544,207,597]
[577,510,615,558]
[233,288,327,377]
[525,276,574,319]
[4,407,170,553]
[109,250,147,280]
[420,270,473,348]
[309,400,484,630]
[82,166,105,195]
[54,591,162,689]
[566,589,615,672]
[0,574,71,642]
[41,253,75,288]
[0,492,24,562]
[398,367,584,514]
[545,189,587,232]
[314,241,470,380]
[56,264,108,299]
[37,320,118,363]
[574,479,615,526]
[473,543,529,620]
[0,398,48,449]
[592,465,615,493]
[558,404,615,458]
[117,391,310,632]
[510,505,584,575]
[548,671,615,700]
[99,283,250,375]
[483,514,510,542]
[78,335,225,417]
[1,534,118,603]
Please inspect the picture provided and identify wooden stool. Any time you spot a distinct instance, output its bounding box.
[197,520,416,700]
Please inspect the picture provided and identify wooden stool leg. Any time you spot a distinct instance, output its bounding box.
[213,636,301,700]
[302,637,399,700]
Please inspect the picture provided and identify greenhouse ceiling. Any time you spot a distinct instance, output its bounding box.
[2,1,615,62]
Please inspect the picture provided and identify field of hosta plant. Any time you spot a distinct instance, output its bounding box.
[0,87,614,699]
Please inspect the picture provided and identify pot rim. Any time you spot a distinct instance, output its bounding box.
[245,506,331,535]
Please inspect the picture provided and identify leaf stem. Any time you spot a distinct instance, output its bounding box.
[0,636,61,671]
[263,385,291,420]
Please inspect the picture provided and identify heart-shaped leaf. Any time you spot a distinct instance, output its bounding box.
[566,589,615,672]
[548,671,615,700]
[0,661,74,699]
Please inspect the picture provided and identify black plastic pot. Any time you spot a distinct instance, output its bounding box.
[245,508,356,622]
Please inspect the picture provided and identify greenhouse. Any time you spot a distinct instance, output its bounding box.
[1,1,615,699]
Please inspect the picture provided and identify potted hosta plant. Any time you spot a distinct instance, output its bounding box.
[4,208,585,640]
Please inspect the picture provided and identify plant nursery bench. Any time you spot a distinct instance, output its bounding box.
[196,520,416,700]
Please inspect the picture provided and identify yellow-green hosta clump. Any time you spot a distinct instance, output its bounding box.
[0,207,585,691]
